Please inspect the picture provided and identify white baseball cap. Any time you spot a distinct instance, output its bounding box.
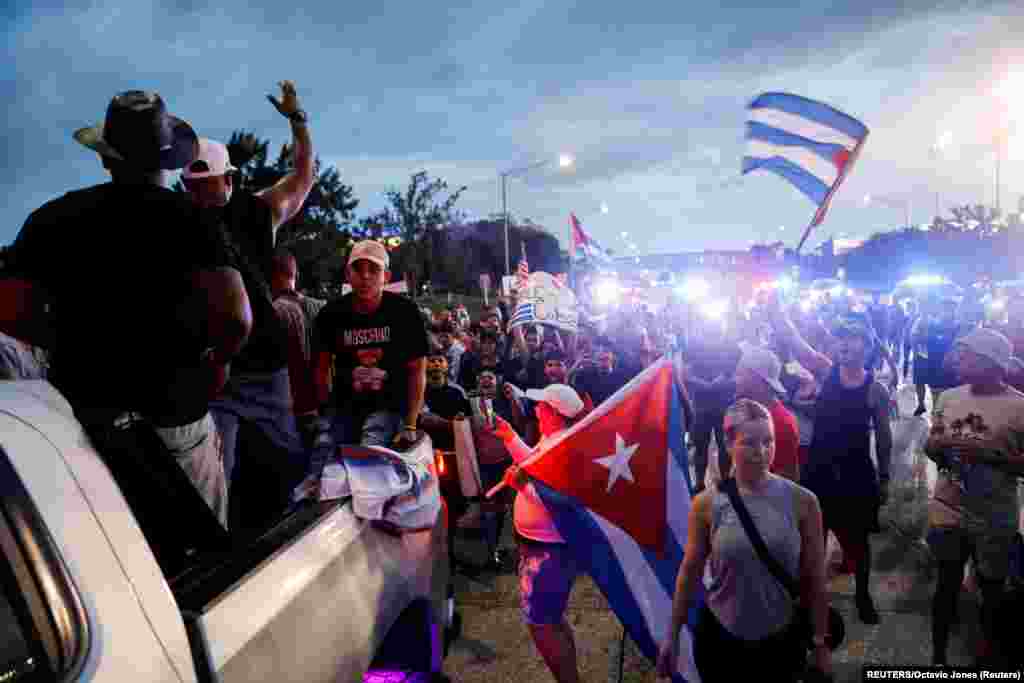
[956,328,1013,372]
[525,384,585,419]
[736,345,787,396]
[182,138,237,179]
[347,240,390,270]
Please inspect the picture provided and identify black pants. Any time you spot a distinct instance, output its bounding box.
[694,605,803,681]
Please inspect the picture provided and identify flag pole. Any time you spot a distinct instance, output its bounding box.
[795,134,868,254]
[568,214,574,294]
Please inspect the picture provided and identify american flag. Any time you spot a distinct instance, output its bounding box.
[516,246,530,291]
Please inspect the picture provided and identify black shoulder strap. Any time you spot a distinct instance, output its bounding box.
[719,478,800,600]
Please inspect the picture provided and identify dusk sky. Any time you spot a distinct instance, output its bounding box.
[4,0,1024,255]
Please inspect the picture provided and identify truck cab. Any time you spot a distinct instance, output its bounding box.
[0,380,449,682]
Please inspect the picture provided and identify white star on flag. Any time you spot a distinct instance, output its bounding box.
[595,433,640,493]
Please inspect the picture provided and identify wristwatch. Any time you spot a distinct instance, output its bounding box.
[287,109,308,125]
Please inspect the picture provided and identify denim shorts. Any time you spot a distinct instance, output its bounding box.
[517,537,578,626]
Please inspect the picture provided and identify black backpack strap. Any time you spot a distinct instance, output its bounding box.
[719,478,800,600]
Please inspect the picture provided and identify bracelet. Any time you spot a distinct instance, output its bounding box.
[288,109,308,125]
[403,424,418,432]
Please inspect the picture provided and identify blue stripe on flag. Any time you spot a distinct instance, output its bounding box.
[745,121,849,163]
[536,482,695,683]
[749,92,868,141]
[742,155,830,205]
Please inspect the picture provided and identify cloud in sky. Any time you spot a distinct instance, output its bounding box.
[3,0,1024,254]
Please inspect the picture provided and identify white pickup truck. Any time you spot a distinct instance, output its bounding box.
[0,380,450,682]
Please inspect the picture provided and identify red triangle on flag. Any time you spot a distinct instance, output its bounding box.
[524,366,671,553]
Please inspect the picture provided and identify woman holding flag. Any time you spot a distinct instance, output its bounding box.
[658,399,832,681]
[488,383,586,683]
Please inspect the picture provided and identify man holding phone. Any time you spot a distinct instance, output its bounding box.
[924,328,1024,668]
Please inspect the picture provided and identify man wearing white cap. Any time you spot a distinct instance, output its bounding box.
[733,345,801,483]
[925,327,1024,668]
[181,82,317,526]
[488,383,586,683]
[312,240,429,448]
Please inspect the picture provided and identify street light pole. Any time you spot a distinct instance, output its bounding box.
[498,155,575,278]
[502,173,510,276]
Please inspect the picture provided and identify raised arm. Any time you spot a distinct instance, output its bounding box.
[770,304,832,376]
[255,81,316,236]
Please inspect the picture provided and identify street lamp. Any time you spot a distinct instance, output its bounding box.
[864,193,911,230]
[500,154,575,276]
[929,131,953,219]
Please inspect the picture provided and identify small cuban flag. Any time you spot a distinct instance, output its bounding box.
[743,92,869,243]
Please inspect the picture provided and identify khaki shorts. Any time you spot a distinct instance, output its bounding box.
[927,526,1015,581]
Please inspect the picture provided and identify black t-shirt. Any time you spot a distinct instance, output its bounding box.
[314,292,430,416]
[573,367,631,407]
[214,191,287,373]
[425,385,471,420]
[506,353,546,390]
[6,182,236,425]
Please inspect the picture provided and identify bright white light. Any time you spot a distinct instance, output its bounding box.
[776,276,794,291]
[678,277,711,301]
[936,131,953,151]
[830,286,845,296]
[558,153,575,169]
[594,279,620,306]
[620,231,629,239]
[902,274,947,287]
[800,300,813,313]
[600,203,610,214]
[991,298,1007,311]
[701,299,728,319]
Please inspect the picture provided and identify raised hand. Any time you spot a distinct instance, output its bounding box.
[267,80,301,118]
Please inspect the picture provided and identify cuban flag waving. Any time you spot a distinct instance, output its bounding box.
[743,92,868,244]
[523,357,700,682]
[570,213,612,265]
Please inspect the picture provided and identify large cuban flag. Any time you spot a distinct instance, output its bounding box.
[743,92,869,237]
[523,357,701,682]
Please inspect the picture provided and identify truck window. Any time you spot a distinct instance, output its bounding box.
[0,555,45,682]
[0,448,90,682]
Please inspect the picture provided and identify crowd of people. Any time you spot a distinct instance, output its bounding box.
[1,81,1023,682]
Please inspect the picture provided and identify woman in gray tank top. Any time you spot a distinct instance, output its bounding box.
[658,399,833,681]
